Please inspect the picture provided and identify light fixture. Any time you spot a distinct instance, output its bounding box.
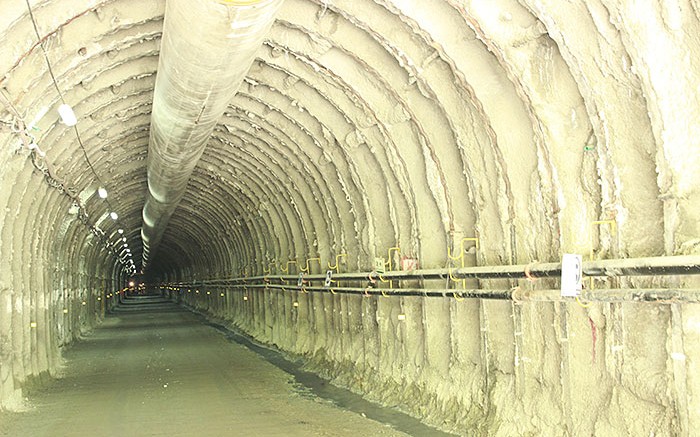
[97,187,108,199]
[123,243,128,247]
[110,212,118,220]
[58,103,77,126]
[122,237,127,242]
[28,142,46,157]
[118,229,124,234]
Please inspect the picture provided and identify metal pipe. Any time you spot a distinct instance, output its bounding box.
[141,0,283,269]
[171,283,700,303]
[182,255,700,284]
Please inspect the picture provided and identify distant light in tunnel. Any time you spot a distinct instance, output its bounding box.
[118,229,124,234]
[57,104,77,126]
[129,281,135,287]
[97,187,108,199]
[122,237,127,242]
[110,212,118,220]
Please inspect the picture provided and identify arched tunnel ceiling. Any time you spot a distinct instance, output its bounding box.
[1,0,699,283]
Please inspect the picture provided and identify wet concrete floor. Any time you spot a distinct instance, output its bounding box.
[0,296,413,436]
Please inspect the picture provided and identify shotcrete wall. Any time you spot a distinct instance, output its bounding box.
[1,1,699,436]
[0,156,120,409]
[179,268,698,436]
[164,3,700,433]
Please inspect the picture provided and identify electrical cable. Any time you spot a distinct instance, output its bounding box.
[22,0,138,269]
[4,9,130,269]
[23,0,110,208]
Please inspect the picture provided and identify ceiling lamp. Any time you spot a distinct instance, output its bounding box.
[58,103,77,126]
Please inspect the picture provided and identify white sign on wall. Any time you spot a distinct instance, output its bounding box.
[561,254,583,297]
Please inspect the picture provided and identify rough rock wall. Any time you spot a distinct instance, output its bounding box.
[0,0,699,434]
[0,148,119,409]
[181,272,694,436]
[0,0,143,410]
[175,2,700,435]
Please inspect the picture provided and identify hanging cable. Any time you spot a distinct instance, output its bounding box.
[23,0,109,205]
[20,0,135,267]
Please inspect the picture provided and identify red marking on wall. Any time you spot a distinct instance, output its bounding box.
[588,316,597,364]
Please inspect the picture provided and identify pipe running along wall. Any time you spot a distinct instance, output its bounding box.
[1,1,700,436]
[141,0,283,268]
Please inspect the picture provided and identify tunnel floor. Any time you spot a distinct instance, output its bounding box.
[0,297,407,437]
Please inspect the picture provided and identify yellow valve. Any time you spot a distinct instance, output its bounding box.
[300,257,321,274]
[463,237,480,251]
[280,260,297,284]
[328,253,348,271]
[448,268,460,283]
[281,260,297,273]
[263,261,276,275]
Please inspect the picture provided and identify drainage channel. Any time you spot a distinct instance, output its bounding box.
[201,318,457,437]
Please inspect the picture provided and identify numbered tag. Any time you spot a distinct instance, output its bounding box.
[297,273,305,287]
[374,257,385,274]
[561,254,583,297]
[324,270,333,287]
[401,257,418,271]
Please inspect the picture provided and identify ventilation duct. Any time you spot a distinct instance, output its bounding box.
[141,0,283,269]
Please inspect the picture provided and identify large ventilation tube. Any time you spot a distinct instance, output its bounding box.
[141,0,283,270]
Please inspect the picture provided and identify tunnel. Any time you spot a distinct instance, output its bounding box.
[1,0,700,435]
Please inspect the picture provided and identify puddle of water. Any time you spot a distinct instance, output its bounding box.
[204,319,457,437]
